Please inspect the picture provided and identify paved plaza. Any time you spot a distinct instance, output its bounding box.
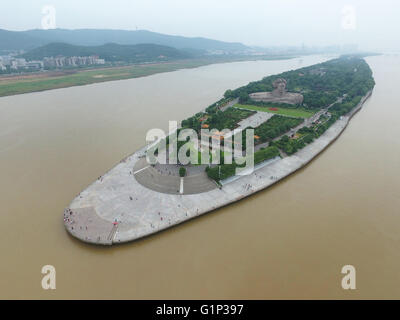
[64,92,372,245]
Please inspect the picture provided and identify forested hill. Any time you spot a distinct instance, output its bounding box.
[0,28,248,53]
[21,42,192,63]
[224,56,375,109]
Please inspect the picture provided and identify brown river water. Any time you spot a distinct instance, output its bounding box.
[0,54,399,299]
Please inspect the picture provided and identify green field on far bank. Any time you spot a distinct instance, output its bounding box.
[0,55,296,98]
[0,61,208,97]
[235,104,315,118]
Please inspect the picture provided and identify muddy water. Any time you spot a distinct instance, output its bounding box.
[0,54,399,299]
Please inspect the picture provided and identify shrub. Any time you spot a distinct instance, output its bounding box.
[179,167,187,177]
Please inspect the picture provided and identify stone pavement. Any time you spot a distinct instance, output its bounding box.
[132,157,217,195]
[65,115,349,245]
[65,92,372,245]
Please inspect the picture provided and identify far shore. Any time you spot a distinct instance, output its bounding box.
[0,55,297,98]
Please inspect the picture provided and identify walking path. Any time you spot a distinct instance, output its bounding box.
[220,98,239,112]
[133,158,216,195]
[64,92,372,245]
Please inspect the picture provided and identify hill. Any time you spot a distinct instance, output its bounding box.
[21,42,192,63]
[0,28,249,53]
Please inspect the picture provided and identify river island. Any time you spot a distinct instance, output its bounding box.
[63,56,375,245]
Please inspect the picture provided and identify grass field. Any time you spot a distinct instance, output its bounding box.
[0,55,296,98]
[235,104,315,118]
[0,61,208,97]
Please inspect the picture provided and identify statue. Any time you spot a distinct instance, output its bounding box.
[272,78,287,97]
[249,78,303,105]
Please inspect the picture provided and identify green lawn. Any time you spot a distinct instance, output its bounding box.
[0,54,297,98]
[235,104,315,118]
[0,62,206,97]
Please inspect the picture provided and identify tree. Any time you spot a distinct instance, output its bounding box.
[179,167,187,177]
[224,89,234,99]
[239,93,249,104]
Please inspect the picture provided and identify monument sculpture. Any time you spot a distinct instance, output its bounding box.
[249,78,304,105]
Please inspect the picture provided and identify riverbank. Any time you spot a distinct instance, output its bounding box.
[64,90,373,245]
[0,55,296,98]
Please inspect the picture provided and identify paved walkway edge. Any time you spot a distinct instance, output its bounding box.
[64,91,372,245]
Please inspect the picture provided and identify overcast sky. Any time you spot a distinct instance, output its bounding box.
[1,0,399,51]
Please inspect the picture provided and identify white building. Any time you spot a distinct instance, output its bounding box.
[26,61,44,70]
[10,58,27,70]
[43,55,106,68]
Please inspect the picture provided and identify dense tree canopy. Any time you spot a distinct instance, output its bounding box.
[173,57,375,183]
[224,57,375,110]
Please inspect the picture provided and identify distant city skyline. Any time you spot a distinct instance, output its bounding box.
[1,0,400,52]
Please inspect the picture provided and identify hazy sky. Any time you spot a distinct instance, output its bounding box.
[1,0,399,51]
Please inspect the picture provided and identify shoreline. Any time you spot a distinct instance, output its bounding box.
[0,55,298,98]
[64,90,373,245]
